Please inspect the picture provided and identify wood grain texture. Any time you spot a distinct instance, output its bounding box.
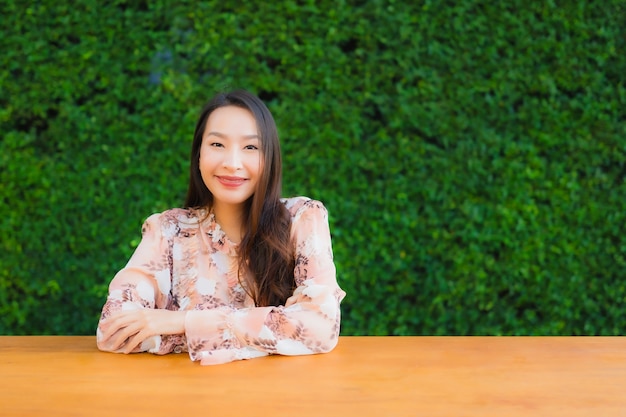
[1,336,625,416]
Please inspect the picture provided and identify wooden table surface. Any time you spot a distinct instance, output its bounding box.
[1,336,625,416]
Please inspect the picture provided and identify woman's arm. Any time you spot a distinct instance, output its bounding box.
[96,213,185,354]
[183,199,346,365]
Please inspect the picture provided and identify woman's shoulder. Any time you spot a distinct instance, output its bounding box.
[281,196,328,219]
[142,208,203,234]
[145,207,200,222]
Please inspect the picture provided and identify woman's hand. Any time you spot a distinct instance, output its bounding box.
[98,309,187,354]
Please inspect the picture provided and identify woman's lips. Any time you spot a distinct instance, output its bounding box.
[217,176,246,187]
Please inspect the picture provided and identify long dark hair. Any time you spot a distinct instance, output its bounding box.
[185,89,295,306]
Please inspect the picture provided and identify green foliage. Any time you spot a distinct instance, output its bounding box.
[1,0,625,335]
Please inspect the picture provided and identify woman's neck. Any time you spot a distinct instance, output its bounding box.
[212,202,245,244]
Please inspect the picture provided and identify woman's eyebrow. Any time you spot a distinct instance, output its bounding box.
[206,131,259,139]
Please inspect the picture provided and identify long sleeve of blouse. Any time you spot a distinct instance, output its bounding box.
[96,197,346,365]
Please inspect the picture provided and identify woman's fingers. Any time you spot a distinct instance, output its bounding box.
[123,330,148,354]
[99,309,183,354]
[103,310,152,353]
[101,312,143,351]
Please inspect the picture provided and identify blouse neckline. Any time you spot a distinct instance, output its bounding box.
[197,210,239,256]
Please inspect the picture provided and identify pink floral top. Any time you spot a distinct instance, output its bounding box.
[96,197,346,365]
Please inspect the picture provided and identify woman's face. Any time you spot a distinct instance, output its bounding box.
[199,105,263,212]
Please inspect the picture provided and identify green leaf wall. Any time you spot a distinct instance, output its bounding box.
[2,0,624,335]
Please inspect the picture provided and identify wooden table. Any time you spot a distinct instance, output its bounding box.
[1,336,625,416]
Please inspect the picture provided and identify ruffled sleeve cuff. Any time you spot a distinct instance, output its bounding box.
[184,307,271,365]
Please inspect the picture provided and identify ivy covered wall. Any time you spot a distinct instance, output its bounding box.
[1,0,625,335]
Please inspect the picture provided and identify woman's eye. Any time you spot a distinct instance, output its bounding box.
[210,142,224,148]
[244,145,259,150]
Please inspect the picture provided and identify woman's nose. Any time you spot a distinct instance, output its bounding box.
[222,149,242,169]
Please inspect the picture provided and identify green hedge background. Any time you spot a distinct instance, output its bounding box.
[1,0,625,336]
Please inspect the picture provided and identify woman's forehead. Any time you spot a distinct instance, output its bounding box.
[204,106,258,138]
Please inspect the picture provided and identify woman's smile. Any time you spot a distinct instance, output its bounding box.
[217,175,247,187]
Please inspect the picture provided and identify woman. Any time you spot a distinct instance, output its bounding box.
[96,89,346,365]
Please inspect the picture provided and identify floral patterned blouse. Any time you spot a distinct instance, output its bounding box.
[96,197,346,365]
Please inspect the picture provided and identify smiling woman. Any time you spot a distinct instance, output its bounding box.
[199,106,262,223]
[96,90,346,365]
